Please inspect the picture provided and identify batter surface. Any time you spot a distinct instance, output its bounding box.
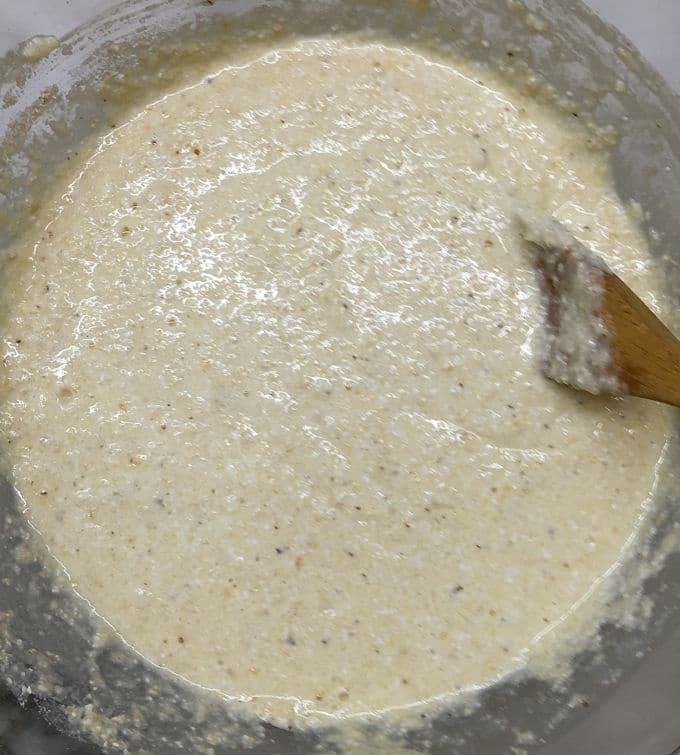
[0,39,670,723]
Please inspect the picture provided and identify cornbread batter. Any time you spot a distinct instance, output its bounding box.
[0,39,669,724]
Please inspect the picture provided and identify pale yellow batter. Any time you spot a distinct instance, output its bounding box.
[0,39,670,725]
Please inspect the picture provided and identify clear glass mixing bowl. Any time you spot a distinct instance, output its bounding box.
[0,2,679,753]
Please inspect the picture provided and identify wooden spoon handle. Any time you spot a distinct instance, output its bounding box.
[603,271,680,407]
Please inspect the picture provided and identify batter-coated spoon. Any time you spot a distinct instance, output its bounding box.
[523,218,680,407]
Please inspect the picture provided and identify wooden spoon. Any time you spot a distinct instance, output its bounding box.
[524,219,680,407]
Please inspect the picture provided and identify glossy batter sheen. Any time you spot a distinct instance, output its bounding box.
[0,40,670,723]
